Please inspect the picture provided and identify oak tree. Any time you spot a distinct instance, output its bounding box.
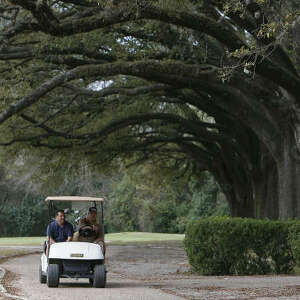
[1,0,300,218]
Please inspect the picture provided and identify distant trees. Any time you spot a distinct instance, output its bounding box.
[0,167,48,236]
[0,1,300,218]
[106,167,229,233]
[0,160,228,236]
[0,160,109,236]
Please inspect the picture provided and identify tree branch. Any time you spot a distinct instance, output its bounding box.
[0,60,217,125]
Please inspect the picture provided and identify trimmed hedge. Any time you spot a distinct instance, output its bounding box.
[184,217,299,275]
[288,222,300,266]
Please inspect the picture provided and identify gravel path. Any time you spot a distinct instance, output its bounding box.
[1,253,183,300]
[2,244,300,299]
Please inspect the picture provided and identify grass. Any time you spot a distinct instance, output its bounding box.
[0,236,45,246]
[0,249,35,258]
[0,232,184,246]
[106,232,184,245]
[292,265,300,275]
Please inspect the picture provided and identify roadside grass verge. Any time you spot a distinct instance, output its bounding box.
[0,248,35,258]
[0,232,184,246]
[106,232,184,245]
[0,237,45,246]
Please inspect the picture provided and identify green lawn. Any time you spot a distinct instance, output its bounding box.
[0,232,184,246]
[0,236,45,246]
[106,232,184,244]
[0,248,36,257]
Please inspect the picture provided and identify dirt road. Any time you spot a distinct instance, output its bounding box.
[2,244,300,299]
[0,244,187,300]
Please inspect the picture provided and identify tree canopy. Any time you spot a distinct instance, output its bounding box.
[1,0,300,219]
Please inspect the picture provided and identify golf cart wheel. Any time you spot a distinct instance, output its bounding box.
[93,265,106,288]
[47,264,60,287]
[39,264,47,284]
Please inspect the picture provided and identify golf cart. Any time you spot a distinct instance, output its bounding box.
[39,196,106,288]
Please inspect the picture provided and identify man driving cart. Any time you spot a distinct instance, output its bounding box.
[73,206,106,256]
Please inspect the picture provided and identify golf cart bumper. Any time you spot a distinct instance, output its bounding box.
[47,242,105,279]
[49,241,104,260]
[59,260,103,278]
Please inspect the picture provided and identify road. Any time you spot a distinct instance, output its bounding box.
[2,245,300,299]
[0,244,187,300]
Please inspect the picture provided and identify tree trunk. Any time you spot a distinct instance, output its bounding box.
[276,124,300,219]
[252,161,278,219]
[228,121,300,220]
[215,146,281,219]
[229,196,255,218]
[215,116,300,220]
[214,168,256,218]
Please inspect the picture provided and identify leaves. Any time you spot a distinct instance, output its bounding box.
[185,217,296,275]
[0,0,300,219]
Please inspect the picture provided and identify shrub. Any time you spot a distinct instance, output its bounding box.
[288,222,300,266]
[184,217,296,275]
[152,199,178,233]
[0,194,49,237]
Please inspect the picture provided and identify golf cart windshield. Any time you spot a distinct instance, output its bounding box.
[45,196,104,202]
[45,196,105,232]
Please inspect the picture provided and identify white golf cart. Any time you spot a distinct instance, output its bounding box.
[39,196,106,288]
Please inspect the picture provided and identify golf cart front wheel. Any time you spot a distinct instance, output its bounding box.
[39,264,47,284]
[47,264,60,287]
[93,265,106,288]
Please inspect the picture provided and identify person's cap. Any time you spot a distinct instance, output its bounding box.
[89,207,97,213]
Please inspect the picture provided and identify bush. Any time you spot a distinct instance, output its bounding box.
[152,199,178,233]
[184,217,297,275]
[0,194,49,237]
[106,175,140,233]
[288,222,300,266]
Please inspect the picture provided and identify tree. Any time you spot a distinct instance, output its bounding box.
[0,0,300,218]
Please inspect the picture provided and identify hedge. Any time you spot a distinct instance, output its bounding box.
[288,222,300,266]
[184,217,299,275]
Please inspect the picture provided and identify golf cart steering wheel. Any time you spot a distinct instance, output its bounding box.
[79,225,97,238]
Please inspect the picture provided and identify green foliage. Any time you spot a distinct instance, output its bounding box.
[151,180,230,234]
[184,217,296,275]
[152,198,178,233]
[0,0,300,222]
[0,159,229,237]
[288,222,300,266]
[106,174,140,232]
[106,168,229,234]
[0,193,48,237]
[187,178,230,220]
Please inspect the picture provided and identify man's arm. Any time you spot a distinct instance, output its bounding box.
[94,237,104,243]
[93,225,105,256]
[46,224,56,244]
[94,224,104,244]
[78,218,87,230]
[48,236,56,244]
[67,223,74,241]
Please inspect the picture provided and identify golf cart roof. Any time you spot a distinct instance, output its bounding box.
[45,196,104,202]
